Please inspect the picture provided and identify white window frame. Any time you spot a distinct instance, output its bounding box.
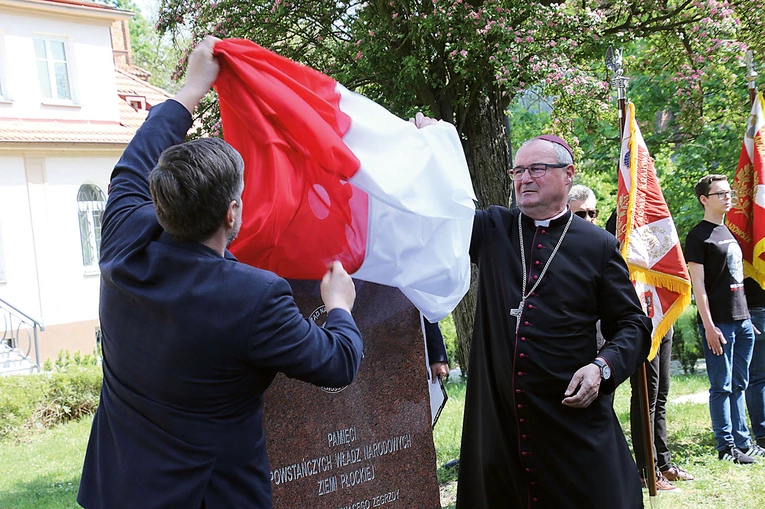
[34,37,73,103]
[125,95,147,111]
[77,184,106,272]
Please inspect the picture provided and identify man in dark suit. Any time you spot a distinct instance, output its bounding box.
[77,37,363,509]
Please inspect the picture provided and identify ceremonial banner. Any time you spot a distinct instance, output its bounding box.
[617,102,691,359]
[726,92,765,288]
[212,39,475,321]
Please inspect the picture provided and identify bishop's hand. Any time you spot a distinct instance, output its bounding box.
[561,363,601,408]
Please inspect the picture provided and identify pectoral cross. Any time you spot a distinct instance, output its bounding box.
[510,299,525,332]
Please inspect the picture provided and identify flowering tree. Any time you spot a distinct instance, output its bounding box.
[158,0,762,372]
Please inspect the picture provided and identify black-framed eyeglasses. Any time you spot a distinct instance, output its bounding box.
[574,209,599,219]
[508,163,569,181]
[706,191,736,199]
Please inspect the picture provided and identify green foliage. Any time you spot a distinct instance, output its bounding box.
[0,364,102,442]
[107,0,188,92]
[672,305,703,375]
[433,378,466,486]
[439,314,459,369]
[52,349,98,373]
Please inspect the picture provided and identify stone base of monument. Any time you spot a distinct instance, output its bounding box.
[264,280,441,509]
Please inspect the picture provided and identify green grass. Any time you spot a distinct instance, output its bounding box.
[433,374,765,509]
[0,418,91,509]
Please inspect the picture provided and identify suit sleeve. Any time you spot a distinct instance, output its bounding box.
[596,242,652,394]
[247,277,363,387]
[100,100,192,257]
[424,319,448,364]
[470,209,488,264]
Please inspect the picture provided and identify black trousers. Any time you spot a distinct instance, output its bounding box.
[630,328,673,475]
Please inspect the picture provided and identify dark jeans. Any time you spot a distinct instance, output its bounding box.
[630,329,672,475]
[700,319,754,450]
[746,307,765,441]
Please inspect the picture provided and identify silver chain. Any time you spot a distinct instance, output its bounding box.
[514,212,574,332]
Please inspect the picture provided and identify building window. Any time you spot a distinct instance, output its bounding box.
[77,184,105,268]
[123,95,147,111]
[34,39,71,101]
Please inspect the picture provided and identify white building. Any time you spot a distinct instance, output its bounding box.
[0,0,171,368]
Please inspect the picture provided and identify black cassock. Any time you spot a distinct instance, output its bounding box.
[456,207,651,509]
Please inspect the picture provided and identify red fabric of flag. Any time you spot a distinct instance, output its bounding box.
[213,39,368,279]
[727,93,765,287]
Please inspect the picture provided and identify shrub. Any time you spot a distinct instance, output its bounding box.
[31,367,102,429]
[672,305,703,374]
[439,314,459,369]
[0,363,102,442]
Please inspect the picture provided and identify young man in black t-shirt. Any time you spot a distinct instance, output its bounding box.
[685,174,763,463]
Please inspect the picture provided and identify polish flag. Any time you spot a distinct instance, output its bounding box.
[212,39,475,321]
[617,102,691,359]
[726,92,765,287]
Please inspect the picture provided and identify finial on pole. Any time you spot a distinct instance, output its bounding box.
[745,50,758,107]
[606,47,629,136]
[746,50,758,89]
[606,47,629,101]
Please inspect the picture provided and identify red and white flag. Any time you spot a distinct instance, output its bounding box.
[726,92,765,287]
[212,39,475,321]
[617,102,691,359]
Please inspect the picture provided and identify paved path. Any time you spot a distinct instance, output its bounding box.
[670,391,708,404]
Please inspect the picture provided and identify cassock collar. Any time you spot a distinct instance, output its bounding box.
[521,208,572,228]
[157,231,238,261]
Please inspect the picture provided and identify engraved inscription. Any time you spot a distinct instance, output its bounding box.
[339,465,375,489]
[337,488,401,509]
[309,306,350,394]
[271,430,414,491]
[318,475,338,496]
[372,489,400,507]
[328,426,358,447]
[270,455,334,486]
[363,434,412,459]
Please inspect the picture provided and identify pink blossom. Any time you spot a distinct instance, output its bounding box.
[355,51,363,60]
[460,49,468,57]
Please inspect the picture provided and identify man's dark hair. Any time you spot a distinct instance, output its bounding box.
[694,174,728,204]
[150,138,244,242]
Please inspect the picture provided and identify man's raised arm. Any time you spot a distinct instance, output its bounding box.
[101,36,221,243]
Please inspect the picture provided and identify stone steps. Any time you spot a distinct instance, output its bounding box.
[0,343,37,376]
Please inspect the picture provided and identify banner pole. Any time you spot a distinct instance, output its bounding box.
[606,47,658,506]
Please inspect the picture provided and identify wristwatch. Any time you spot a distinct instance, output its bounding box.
[591,358,612,380]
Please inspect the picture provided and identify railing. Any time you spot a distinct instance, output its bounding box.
[0,297,44,371]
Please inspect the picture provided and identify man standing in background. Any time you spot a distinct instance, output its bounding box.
[685,174,760,464]
[568,184,599,224]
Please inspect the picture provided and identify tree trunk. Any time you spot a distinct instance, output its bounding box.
[452,86,513,377]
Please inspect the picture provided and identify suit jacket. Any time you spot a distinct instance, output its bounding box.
[423,319,448,365]
[77,100,364,509]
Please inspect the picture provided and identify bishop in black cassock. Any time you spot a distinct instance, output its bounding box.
[455,136,651,509]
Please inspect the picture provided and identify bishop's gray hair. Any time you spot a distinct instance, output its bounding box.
[520,138,574,166]
[568,184,596,203]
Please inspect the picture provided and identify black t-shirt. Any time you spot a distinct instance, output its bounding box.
[685,220,749,322]
[745,277,765,309]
